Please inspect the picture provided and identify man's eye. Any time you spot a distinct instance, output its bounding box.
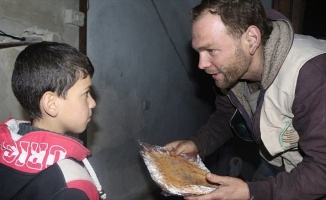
[85,91,90,97]
[207,49,218,56]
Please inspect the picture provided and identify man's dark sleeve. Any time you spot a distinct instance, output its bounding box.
[189,89,235,157]
[248,54,326,200]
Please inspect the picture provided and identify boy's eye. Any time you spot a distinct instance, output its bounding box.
[85,91,90,97]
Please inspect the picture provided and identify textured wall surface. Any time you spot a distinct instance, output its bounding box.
[0,0,80,121]
[87,1,271,199]
[0,0,272,199]
[87,1,215,199]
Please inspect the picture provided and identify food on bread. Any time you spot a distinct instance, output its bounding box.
[139,142,217,196]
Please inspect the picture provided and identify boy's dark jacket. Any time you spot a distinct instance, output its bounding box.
[0,118,101,200]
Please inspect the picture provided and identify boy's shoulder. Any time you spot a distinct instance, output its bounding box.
[7,158,99,200]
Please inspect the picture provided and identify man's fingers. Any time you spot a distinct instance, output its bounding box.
[164,143,176,150]
[164,141,182,151]
[164,140,198,155]
[206,173,227,186]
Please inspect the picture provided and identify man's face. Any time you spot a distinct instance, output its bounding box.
[192,13,251,89]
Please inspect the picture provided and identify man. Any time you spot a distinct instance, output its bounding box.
[165,0,326,199]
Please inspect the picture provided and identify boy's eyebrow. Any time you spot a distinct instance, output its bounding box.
[82,84,92,91]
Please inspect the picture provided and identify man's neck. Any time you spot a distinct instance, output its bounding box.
[247,81,261,93]
[249,46,264,81]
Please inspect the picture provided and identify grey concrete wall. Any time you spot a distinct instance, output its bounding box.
[87,0,214,199]
[0,0,272,199]
[0,0,80,122]
[87,0,273,199]
[261,0,272,8]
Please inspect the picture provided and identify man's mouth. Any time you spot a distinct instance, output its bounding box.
[211,72,221,80]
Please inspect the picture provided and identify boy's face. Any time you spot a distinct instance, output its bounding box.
[56,75,96,134]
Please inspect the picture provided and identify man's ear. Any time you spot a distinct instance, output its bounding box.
[40,92,58,117]
[245,25,261,55]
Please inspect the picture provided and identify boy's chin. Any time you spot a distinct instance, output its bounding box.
[66,130,86,136]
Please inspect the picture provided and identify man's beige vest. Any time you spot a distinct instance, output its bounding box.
[260,34,326,172]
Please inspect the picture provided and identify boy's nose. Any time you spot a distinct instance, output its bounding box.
[89,95,96,108]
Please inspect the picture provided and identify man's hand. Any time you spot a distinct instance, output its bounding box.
[184,173,250,200]
[164,140,199,155]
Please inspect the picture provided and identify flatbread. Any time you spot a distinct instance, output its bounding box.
[139,142,217,196]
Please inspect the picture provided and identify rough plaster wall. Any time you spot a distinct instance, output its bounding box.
[261,0,272,8]
[87,0,215,199]
[0,0,80,122]
[87,1,272,199]
[0,0,272,199]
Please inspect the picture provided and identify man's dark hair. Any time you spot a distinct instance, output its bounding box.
[191,0,273,45]
[12,41,94,120]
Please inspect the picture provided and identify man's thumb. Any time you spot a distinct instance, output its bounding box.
[206,173,222,185]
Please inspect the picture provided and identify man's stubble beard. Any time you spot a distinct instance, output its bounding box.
[214,46,250,89]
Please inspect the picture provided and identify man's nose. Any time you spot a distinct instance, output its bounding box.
[198,56,210,70]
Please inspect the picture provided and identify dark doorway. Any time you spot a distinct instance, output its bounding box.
[302,0,326,39]
[273,0,326,39]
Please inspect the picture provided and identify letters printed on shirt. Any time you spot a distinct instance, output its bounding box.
[1,140,67,173]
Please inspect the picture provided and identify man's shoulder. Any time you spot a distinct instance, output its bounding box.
[284,35,326,69]
[291,34,326,52]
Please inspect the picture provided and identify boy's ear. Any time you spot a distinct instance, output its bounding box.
[40,92,58,117]
[245,25,261,55]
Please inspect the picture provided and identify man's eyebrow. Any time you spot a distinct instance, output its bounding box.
[194,43,213,51]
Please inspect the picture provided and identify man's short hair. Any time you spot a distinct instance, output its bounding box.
[191,0,273,45]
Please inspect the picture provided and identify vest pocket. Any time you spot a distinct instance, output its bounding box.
[230,109,254,142]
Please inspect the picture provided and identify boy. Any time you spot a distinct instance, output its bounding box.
[0,42,106,200]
